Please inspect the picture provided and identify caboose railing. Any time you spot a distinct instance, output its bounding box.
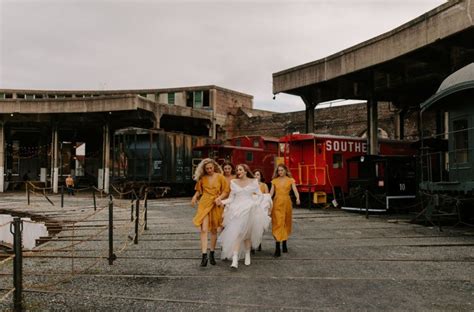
[296,164,326,186]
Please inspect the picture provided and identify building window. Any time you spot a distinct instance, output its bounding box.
[253,139,260,148]
[453,119,469,163]
[194,91,203,108]
[333,153,343,169]
[168,92,175,105]
[246,152,253,162]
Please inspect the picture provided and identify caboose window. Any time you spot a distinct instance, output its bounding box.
[246,152,253,162]
[235,139,241,146]
[333,154,343,169]
[453,119,469,163]
[253,139,260,147]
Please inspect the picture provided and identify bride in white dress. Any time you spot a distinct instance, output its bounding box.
[216,164,272,269]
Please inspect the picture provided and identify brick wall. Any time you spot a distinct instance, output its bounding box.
[225,102,432,140]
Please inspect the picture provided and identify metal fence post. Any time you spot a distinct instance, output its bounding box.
[92,188,96,211]
[134,199,140,244]
[26,184,30,206]
[130,199,134,222]
[365,189,369,219]
[108,197,116,265]
[10,217,23,311]
[144,194,148,231]
[61,185,64,208]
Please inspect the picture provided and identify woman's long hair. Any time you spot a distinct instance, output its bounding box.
[236,164,255,178]
[193,158,223,181]
[253,169,265,183]
[272,164,293,179]
[222,161,235,175]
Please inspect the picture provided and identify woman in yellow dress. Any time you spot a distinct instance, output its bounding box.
[269,164,300,257]
[191,158,229,267]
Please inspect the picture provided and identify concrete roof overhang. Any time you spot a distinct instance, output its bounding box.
[272,0,474,109]
[0,94,212,128]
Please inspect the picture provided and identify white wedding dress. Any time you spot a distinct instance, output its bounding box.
[219,179,272,260]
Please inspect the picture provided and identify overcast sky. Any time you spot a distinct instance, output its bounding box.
[0,0,446,112]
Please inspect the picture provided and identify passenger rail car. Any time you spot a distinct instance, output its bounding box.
[112,127,212,196]
[192,136,279,182]
[419,63,474,224]
[278,133,416,205]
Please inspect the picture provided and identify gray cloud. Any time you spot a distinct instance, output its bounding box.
[1,0,446,112]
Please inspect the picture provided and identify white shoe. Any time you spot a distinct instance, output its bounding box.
[244,250,251,266]
[231,252,238,269]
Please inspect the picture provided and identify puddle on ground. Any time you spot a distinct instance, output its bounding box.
[0,214,51,250]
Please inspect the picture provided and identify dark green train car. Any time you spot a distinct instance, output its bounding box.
[419,63,474,224]
[112,127,211,195]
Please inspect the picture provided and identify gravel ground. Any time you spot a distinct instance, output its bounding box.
[0,192,473,311]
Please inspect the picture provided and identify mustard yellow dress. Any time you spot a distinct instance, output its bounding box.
[193,173,229,232]
[259,182,269,194]
[271,177,294,242]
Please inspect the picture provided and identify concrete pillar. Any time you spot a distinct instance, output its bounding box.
[399,110,405,140]
[301,96,317,134]
[0,123,4,192]
[367,98,378,155]
[394,109,405,140]
[52,127,59,193]
[104,124,110,194]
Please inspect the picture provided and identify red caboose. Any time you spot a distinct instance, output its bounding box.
[193,136,279,182]
[278,133,416,204]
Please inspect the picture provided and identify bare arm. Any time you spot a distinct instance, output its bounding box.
[269,184,275,198]
[291,183,300,205]
[191,190,200,207]
[215,190,230,205]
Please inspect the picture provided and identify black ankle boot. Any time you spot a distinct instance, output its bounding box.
[209,251,216,265]
[200,253,208,267]
[282,241,288,253]
[257,244,262,251]
[274,242,281,257]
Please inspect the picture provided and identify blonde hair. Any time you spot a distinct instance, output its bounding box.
[272,164,293,179]
[193,158,223,181]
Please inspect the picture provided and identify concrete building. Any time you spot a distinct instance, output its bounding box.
[273,0,474,155]
[0,86,252,193]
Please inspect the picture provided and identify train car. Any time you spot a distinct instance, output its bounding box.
[345,155,417,211]
[418,63,474,224]
[278,133,416,205]
[192,136,279,182]
[112,127,212,196]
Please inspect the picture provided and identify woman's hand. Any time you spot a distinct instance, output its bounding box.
[191,196,198,207]
[296,198,301,205]
[215,198,223,206]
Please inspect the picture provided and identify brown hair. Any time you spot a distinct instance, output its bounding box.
[272,164,293,179]
[222,161,235,175]
[236,164,255,178]
[253,169,265,183]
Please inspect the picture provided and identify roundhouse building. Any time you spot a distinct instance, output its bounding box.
[0,86,253,193]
